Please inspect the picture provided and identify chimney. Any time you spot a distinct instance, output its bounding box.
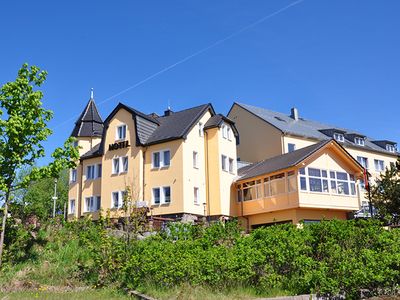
[290,107,299,120]
[164,108,173,116]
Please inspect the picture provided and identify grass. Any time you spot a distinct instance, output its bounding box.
[137,283,290,300]
[0,289,130,300]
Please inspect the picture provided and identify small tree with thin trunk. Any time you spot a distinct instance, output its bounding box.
[370,159,400,225]
[0,63,79,268]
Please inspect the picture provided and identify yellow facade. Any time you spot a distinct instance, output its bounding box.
[68,103,238,221]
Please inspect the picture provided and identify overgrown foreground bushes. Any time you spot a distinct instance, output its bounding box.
[2,218,400,299]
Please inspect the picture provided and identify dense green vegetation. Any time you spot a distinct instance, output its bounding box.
[1,218,399,299]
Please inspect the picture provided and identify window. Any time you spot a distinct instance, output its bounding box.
[198,122,204,137]
[70,169,77,183]
[227,127,232,141]
[354,137,365,146]
[194,187,199,205]
[152,150,170,168]
[333,133,344,142]
[299,168,307,191]
[85,196,101,212]
[97,164,102,178]
[270,173,285,195]
[386,144,396,153]
[112,191,123,209]
[73,140,78,148]
[222,124,228,139]
[112,158,120,174]
[153,188,160,204]
[287,171,297,192]
[288,143,296,153]
[86,165,95,180]
[374,159,385,172]
[152,152,160,168]
[299,167,356,196]
[229,158,234,173]
[163,150,170,166]
[242,180,262,201]
[121,156,128,173]
[152,186,171,204]
[69,199,75,214]
[193,151,199,168]
[221,155,227,171]
[163,187,171,203]
[237,185,243,202]
[357,156,369,169]
[116,124,126,140]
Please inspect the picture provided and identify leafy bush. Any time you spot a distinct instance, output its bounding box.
[2,217,399,299]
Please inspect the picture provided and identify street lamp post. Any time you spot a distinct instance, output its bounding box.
[52,178,58,218]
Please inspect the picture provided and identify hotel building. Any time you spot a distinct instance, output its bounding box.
[68,96,238,222]
[68,97,398,229]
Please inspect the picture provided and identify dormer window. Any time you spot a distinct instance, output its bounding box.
[116,124,126,140]
[354,137,365,146]
[333,133,344,142]
[386,144,396,153]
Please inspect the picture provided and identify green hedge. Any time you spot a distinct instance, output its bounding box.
[8,218,399,299]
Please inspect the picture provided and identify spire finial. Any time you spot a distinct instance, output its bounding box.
[90,88,94,99]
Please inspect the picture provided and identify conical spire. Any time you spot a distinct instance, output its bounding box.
[71,90,104,137]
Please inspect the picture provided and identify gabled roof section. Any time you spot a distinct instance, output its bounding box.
[238,139,363,181]
[145,103,215,145]
[204,114,239,137]
[71,98,104,137]
[231,102,398,155]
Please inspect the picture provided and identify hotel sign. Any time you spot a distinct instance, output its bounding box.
[109,140,130,151]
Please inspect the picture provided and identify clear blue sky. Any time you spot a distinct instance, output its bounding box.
[1,1,399,165]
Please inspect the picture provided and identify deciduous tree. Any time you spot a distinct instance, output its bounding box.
[0,64,79,268]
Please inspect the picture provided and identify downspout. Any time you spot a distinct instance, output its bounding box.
[205,131,211,220]
[142,147,148,201]
[78,162,83,218]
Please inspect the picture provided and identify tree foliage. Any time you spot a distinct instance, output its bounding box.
[0,63,79,268]
[371,159,400,225]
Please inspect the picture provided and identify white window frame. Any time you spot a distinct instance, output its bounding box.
[227,126,232,141]
[84,196,101,213]
[386,144,396,153]
[86,165,95,180]
[193,151,199,169]
[222,124,228,139]
[111,191,124,209]
[374,159,385,172]
[112,158,120,174]
[357,156,369,169]
[194,187,200,205]
[152,186,171,205]
[333,133,344,142]
[69,199,75,214]
[121,156,128,173]
[70,169,77,183]
[229,157,234,174]
[354,137,365,146]
[152,150,171,169]
[116,124,127,141]
[221,155,227,171]
[198,122,204,137]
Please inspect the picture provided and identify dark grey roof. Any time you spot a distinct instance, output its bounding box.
[204,114,239,137]
[238,140,332,180]
[233,102,398,155]
[80,144,101,160]
[145,104,214,145]
[71,98,104,137]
